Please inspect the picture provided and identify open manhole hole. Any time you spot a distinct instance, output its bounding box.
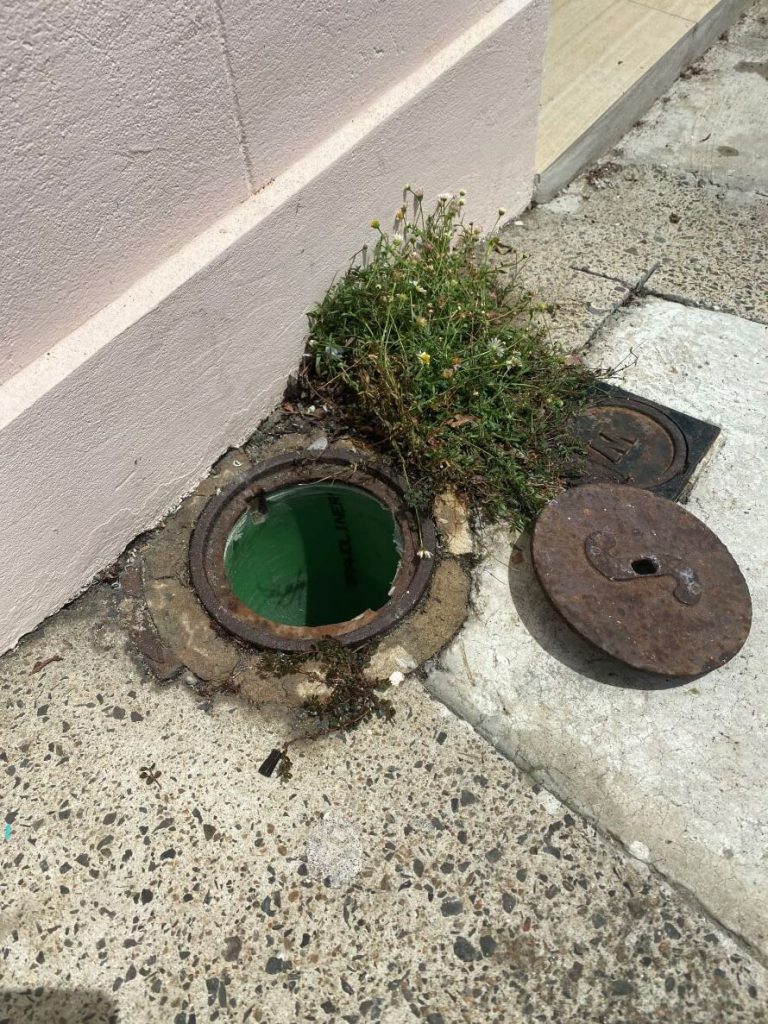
[190,451,436,652]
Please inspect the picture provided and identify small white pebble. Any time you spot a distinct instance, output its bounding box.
[627,840,650,862]
[535,789,565,816]
[389,671,405,687]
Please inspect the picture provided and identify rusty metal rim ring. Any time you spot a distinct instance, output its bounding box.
[189,450,436,652]
[579,394,688,487]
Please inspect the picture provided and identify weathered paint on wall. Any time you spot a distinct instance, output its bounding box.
[0,2,247,385]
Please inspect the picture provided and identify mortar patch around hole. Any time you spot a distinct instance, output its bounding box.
[119,434,469,704]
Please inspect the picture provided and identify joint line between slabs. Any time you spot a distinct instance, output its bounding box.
[640,286,768,327]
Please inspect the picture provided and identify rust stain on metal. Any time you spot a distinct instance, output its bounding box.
[189,450,436,653]
[569,385,721,501]
[584,530,702,606]
[572,400,686,489]
[531,484,751,678]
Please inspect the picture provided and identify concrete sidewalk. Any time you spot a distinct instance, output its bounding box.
[430,0,768,964]
[428,299,768,956]
[2,585,766,1023]
[2,4,768,1022]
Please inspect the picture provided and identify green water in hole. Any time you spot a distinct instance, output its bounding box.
[223,483,403,627]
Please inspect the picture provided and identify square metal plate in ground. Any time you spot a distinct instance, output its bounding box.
[569,383,720,500]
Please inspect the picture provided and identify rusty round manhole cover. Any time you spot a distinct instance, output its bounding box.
[189,450,436,652]
[571,398,687,490]
[531,484,751,677]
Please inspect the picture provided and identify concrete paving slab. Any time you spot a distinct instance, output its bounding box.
[498,229,631,353]
[619,2,768,195]
[427,297,768,962]
[503,4,768,338]
[2,581,767,1021]
[503,162,768,331]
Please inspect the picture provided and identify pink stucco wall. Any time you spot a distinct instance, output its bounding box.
[219,0,503,187]
[0,2,247,386]
[0,0,550,655]
[1,0,504,387]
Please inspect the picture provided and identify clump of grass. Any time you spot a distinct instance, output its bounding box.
[305,188,596,525]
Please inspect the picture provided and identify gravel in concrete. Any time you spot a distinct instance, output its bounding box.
[504,162,767,335]
[504,236,631,353]
[2,584,766,1022]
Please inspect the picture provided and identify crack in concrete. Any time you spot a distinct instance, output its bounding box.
[571,265,632,288]
[569,263,664,354]
[211,0,256,193]
[578,256,768,356]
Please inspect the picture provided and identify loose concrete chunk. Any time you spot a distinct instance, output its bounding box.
[234,657,332,708]
[365,558,471,680]
[119,597,183,682]
[365,644,419,682]
[434,490,474,555]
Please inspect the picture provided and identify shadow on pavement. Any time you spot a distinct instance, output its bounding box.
[0,989,119,1024]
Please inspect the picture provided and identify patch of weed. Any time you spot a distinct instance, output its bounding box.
[304,188,596,527]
